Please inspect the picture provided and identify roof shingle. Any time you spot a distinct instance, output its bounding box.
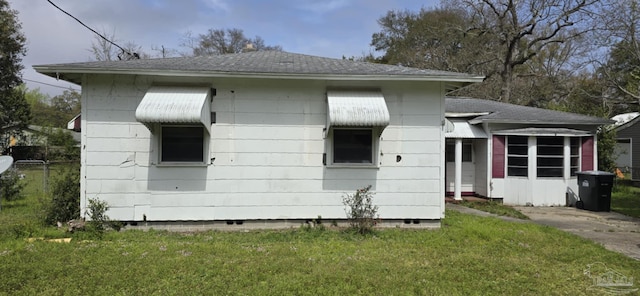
[446,97,613,125]
[34,51,482,82]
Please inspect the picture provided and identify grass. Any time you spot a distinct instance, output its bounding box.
[1,212,639,295]
[612,183,640,218]
[0,169,639,295]
[459,200,530,219]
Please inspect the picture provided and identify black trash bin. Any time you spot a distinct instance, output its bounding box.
[576,171,615,212]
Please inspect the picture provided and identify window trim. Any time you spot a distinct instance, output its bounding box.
[156,124,209,167]
[327,127,380,168]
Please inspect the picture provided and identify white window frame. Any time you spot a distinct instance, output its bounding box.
[507,135,528,177]
[326,127,380,168]
[536,136,565,178]
[156,124,209,166]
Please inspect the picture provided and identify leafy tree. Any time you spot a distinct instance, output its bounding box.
[43,165,80,225]
[371,8,490,74]
[0,0,30,131]
[183,28,282,56]
[27,88,80,128]
[598,127,618,172]
[46,127,79,161]
[0,168,25,207]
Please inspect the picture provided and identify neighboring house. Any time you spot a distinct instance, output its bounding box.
[67,114,81,132]
[34,51,483,226]
[1,125,80,159]
[445,97,613,206]
[611,112,640,178]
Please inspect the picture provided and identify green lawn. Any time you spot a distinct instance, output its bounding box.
[459,201,529,219]
[0,169,639,295]
[612,184,640,218]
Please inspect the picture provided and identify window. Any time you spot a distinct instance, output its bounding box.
[570,137,580,176]
[160,125,206,163]
[507,136,528,177]
[333,129,373,164]
[537,137,564,177]
[446,139,473,162]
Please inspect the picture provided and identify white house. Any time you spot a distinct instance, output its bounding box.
[444,97,613,206]
[34,51,483,228]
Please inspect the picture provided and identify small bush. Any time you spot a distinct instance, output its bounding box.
[43,165,80,225]
[86,197,109,231]
[84,197,122,236]
[0,168,25,203]
[342,185,379,234]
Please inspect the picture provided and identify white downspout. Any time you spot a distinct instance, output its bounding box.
[454,138,463,200]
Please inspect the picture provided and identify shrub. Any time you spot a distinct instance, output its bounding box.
[43,165,80,225]
[0,168,25,204]
[84,197,122,235]
[342,185,379,234]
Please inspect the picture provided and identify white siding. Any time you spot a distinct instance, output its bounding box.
[474,139,489,196]
[81,75,444,221]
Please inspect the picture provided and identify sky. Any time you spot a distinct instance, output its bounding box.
[10,0,440,97]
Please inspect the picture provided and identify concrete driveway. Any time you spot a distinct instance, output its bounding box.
[446,204,640,260]
[515,207,640,260]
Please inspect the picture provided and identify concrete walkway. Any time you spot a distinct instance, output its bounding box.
[446,203,640,260]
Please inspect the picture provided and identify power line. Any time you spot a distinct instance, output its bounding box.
[46,0,139,60]
[23,78,80,91]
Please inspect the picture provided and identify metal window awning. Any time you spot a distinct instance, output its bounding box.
[135,86,212,133]
[445,119,488,138]
[492,127,591,137]
[327,90,390,128]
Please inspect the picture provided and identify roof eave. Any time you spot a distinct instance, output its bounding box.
[33,66,485,85]
[469,118,614,126]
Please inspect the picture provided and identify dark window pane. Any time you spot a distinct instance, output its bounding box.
[570,156,579,166]
[538,146,563,155]
[334,129,373,164]
[570,137,580,155]
[508,167,528,177]
[537,157,563,167]
[538,167,563,177]
[162,126,204,162]
[508,156,528,166]
[509,136,528,145]
[463,143,472,162]
[508,145,528,155]
[538,137,563,146]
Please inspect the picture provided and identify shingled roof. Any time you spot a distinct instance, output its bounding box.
[446,97,613,125]
[34,51,483,85]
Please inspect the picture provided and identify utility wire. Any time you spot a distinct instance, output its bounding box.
[23,78,81,91]
[46,0,139,60]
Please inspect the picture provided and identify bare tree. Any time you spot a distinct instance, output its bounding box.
[89,29,146,61]
[182,28,282,56]
[592,0,640,106]
[455,0,599,103]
